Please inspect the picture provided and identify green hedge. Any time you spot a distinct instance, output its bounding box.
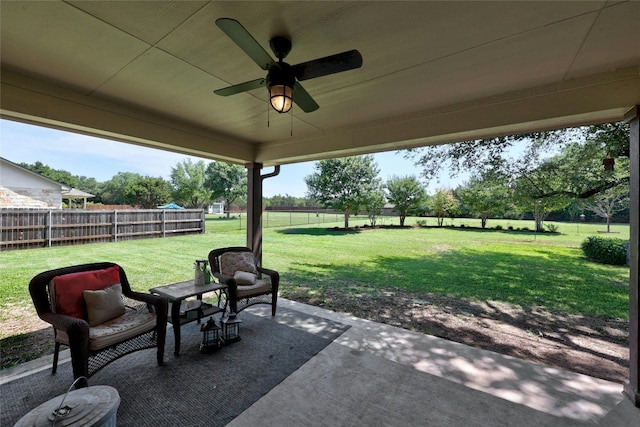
[581,235,628,266]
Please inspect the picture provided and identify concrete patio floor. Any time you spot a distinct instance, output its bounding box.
[3,298,639,426]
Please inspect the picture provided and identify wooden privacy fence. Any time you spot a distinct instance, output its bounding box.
[1,209,205,251]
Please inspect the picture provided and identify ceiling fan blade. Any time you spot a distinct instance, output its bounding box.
[293,82,319,112]
[216,18,274,70]
[214,78,266,96]
[292,50,363,82]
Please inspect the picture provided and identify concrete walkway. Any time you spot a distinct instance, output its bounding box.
[2,299,638,426]
[231,300,639,426]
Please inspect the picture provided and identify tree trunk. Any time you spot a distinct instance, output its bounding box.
[344,213,350,228]
[400,215,406,226]
[607,215,611,233]
[481,215,488,229]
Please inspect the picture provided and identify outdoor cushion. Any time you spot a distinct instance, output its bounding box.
[233,270,257,285]
[50,266,121,319]
[236,279,272,299]
[83,283,126,327]
[55,307,157,351]
[220,252,257,276]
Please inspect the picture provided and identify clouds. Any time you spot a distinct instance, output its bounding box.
[1,119,456,197]
[1,120,208,181]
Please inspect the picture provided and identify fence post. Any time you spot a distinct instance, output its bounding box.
[162,209,166,238]
[200,209,205,234]
[113,210,118,242]
[47,209,52,248]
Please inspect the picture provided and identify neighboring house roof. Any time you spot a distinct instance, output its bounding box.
[0,186,49,208]
[0,157,71,191]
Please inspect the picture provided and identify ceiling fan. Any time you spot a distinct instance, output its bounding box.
[214,18,363,113]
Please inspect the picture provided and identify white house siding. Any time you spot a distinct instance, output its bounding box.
[0,159,64,208]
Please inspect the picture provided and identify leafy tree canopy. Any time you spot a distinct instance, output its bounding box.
[123,176,172,208]
[405,123,629,200]
[204,162,247,217]
[170,159,210,208]
[19,161,79,188]
[305,155,381,228]
[385,175,426,226]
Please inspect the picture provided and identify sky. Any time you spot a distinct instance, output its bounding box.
[0,119,465,197]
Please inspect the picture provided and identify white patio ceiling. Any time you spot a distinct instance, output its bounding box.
[1,1,639,167]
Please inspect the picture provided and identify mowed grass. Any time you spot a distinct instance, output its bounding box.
[0,216,630,332]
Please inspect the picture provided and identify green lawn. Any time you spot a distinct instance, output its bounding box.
[0,217,630,332]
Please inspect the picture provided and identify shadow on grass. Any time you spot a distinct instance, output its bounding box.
[276,227,362,236]
[0,327,53,370]
[278,247,629,382]
[423,225,560,237]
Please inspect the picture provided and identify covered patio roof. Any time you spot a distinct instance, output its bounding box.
[1,0,639,409]
[1,1,638,166]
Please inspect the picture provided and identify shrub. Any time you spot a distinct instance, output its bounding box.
[507,226,514,231]
[581,235,628,266]
[494,225,503,230]
[545,223,559,233]
[416,219,427,227]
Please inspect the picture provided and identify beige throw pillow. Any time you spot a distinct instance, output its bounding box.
[233,270,257,285]
[83,283,126,326]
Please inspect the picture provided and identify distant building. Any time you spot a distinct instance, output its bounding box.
[0,157,68,208]
[208,202,225,214]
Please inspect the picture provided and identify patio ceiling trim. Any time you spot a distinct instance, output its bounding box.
[0,69,254,165]
[257,66,640,164]
[2,66,639,168]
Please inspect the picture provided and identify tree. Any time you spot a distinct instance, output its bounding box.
[405,123,630,201]
[205,162,247,218]
[305,155,381,228]
[101,172,143,205]
[363,186,386,227]
[19,161,79,188]
[510,155,573,232]
[385,175,426,226]
[123,176,172,208]
[170,159,210,208]
[430,189,459,227]
[456,174,510,229]
[584,186,629,233]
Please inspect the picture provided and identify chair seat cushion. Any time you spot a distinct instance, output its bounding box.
[56,307,156,351]
[236,279,271,299]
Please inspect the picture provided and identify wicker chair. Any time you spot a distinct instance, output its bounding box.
[29,262,167,388]
[208,247,279,316]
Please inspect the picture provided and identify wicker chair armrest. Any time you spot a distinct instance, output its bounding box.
[214,272,235,286]
[125,290,165,306]
[40,311,89,334]
[125,291,168,317]
[256,266,279,284]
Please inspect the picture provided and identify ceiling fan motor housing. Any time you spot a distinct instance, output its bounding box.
[267,62,295,90]
[269,36,292,60]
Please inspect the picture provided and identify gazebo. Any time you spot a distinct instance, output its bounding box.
[61,188,94,209]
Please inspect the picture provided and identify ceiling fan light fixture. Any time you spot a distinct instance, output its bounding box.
[269,84,293,113]
[267,63,295,114]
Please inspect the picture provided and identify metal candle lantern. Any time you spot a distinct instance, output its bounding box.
[199,317,221,353]
[221,313,242,344]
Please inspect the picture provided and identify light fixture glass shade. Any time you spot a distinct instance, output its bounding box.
[269,84,293,113]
